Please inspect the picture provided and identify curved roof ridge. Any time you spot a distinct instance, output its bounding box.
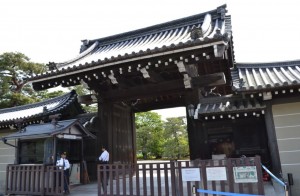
[0,90,76,113]
[236,59,300,68]
[0,90,82,126]
[56,41,99,69]
[87,4,227,47]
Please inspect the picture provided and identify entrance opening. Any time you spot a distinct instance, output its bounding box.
[135,107,188,160]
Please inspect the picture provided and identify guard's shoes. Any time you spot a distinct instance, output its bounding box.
[63,190,70,195]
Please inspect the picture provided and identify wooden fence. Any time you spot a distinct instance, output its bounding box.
[97,156,264,196]
[6,164,65,196]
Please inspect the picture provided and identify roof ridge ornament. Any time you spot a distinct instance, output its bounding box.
[217,5,227,19]
[80,39,90,53]
[190,25,203,40]
[47,62,57,71]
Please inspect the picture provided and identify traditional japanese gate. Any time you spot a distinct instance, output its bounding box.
[97,156,264,196]
[28,5,235,174]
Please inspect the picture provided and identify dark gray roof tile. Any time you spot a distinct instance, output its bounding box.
[28,5,231,82]
[0,90,81,127]
[193,96,265,117]
[231,60,300,91]
[2,119,95,140]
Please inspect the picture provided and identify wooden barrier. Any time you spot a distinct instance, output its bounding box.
[6,164,65,196]
[97,156,264,196]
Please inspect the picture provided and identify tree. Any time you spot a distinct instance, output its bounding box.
[69,85,98,113]
[135,111,164,159]
[163,117,189,160]
[0,52,46,108]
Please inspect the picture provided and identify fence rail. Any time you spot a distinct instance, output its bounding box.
[6,164,65,196]
[97,156,264,196]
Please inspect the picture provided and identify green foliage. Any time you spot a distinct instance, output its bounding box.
[36,90,66,100]
[0,52,46,108]
[163,117,189,160]
[135,112,164,159]
[69,85,98,113]
[135,112,189,160]
[0,52,65,109]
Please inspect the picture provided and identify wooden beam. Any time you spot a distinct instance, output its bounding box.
[100,79,186,102]
[191,72,226,87]
[78,94,98,105]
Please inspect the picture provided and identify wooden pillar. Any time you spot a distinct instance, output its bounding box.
[264,102,282,176]
[186,109,205,160]
[97,101,111,159]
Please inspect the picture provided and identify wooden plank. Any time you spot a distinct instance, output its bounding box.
[82,160,90,183]
[191,72,226,87]
[164,163,169,196]
[142,164,147,196]
[122,164,126,196]
[201,161,208,196]
[135,164,140,196]
[157,163,162,196]
[97,165,101,196]
[227,159,235,193]
[101,79,185,102]
[150,163,154,196]
[219,159,226,192]
[177,161,184,195]
[255,156,265,195]
[185,161,192,196]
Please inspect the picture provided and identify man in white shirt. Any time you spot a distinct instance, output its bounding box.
[56,152,70,194]
[99,146,109,188]
[99,146,109,163]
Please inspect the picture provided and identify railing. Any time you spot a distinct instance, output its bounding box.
[262,164,289,196]
[97,156,264,196]
[6,164,65,196]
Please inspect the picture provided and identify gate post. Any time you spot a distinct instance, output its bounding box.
[170,161,176,196]
[41,165,45,196]
[255,156,265,195]
[170,160,180,196]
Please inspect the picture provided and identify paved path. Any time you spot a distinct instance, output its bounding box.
[69,181,284,196]
[69,183,98,196]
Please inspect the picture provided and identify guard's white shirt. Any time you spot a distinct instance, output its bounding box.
[56,158,70,170]
[99,150,109,162]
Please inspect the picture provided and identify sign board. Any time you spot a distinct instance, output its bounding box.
[206,167,227,181]
[62,134,81,139]
[233,166,258,183]
[181,168,201,181]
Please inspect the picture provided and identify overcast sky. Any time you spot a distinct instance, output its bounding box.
[1,0,299,118]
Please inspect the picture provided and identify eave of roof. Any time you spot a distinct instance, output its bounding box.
[231,60,300,92]
[28,5,232,86]
[2,119,96,140]
[0,90,80,128]
[192,96,266,120]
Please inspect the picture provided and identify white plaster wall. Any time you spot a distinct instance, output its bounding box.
[273,102,300,195]
[0,131,16,194]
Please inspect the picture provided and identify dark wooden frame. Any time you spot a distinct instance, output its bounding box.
[97,156,264,196]
[6,165,65,196]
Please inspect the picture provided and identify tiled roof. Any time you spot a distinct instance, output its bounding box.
[0,90,81,127]
[28,5,232,82]
[2,119,96,140]
[192,96,266,119]
[231,60,300,92]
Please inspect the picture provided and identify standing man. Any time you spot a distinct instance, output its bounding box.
[99,146,109,164]
[99,146,109,189]
[56,152,70,194]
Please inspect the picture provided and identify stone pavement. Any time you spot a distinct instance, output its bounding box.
[69,183,97,196]
[69,181,285,196]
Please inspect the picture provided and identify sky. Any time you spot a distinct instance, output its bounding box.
[1,0,299,118]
